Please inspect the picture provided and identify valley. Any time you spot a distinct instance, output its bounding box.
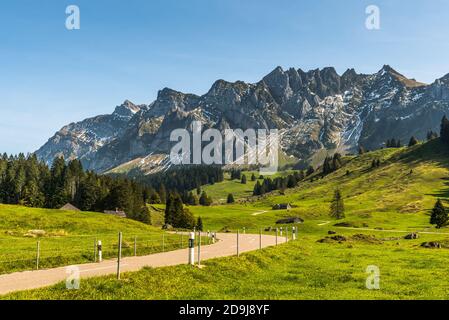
[2,138,449,299]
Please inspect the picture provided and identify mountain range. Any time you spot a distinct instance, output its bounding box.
[36,65,449,173]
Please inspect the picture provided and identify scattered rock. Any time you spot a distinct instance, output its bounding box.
[404,233,419,240]
[421,242,442,249]
[317,235,346,243]
[162,224,173,230]
[334,222,353,227]
[349,234,382,244]
[219,226,232,233]
[24,230,46,238]
[328,230,337,235]
[276,217,304,224]
[331,235,347,242]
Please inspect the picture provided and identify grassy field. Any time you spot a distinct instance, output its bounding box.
[3,139,449,299]
[0,205,192,274]
[5,226,449,300]
[200,170,294,203]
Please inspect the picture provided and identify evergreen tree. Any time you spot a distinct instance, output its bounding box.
[199,191,212,206]
[441,116,449,144]
[196,217,203,231]
[330,189,345,220]
[306,166,315,176]
[149,191,161,204]
[408,136,419,147]
[227,193,235,204]
[427,130,438,141]
[241,174,247,184]
[430,199,448,228]
[251,173,256,181]
[158,185,167,204]
[253,181,262,196]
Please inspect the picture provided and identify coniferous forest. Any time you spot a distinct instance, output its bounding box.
[0,155,152,223]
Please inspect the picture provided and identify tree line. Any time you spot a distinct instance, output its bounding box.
[0,154,151,223]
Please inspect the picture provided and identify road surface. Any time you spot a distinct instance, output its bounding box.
[0,232,286,295]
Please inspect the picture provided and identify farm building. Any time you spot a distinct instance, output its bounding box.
[60,203,81,211]
[104,209,127,218]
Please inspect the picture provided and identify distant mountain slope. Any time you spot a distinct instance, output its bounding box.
[36,100,145,165]
[36,66,449,173]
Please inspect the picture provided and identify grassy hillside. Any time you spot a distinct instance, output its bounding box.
[190,139,449,233]
[200,170,294,203]
[4,139,449,299]
[0,205,188,274]
[6,226,449,300]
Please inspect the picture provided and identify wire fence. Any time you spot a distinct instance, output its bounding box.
[0,231,211,275]
[0,225,300,275]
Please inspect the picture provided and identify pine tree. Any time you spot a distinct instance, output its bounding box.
[199,191,212,206]
[306,166,315,176]
[408,136,419,147]
[227,193,235,204]
[251,173,256,181]
[253,181,262,196]
[441,115,449,144]
[427,130,438,141]
[241,174,247,184]
[196,217,203,231]
[330,190,345,220]
[430,199,447,228]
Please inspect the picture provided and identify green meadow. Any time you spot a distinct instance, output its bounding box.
[3,139,449,299]
[0,205,190,274]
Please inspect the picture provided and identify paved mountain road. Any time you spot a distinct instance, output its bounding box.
[0,232,286,295]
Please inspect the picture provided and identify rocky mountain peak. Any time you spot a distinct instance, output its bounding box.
[36,65,449,173]
[113,100,142,119]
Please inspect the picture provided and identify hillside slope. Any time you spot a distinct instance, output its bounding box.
[0,205,184,274]
[189,139,449,232]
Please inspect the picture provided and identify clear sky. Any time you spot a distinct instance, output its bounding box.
[1,0,449,154]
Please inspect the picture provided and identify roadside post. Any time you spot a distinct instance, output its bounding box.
[276,228,278,246]
[93,238,96,262]
[117,232,122,280]
[198,230,201,266]
[280,227,283,237]
[189,232,195,265]
[292,227,296,240]
[286,227,289,243]
[97,240,103,262]
[237,230,240,257]
[36,241,40,270]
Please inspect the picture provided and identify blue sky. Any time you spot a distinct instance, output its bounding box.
[1,0,449,154]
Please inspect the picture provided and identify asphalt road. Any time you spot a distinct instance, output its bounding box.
[0,232,287,295]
